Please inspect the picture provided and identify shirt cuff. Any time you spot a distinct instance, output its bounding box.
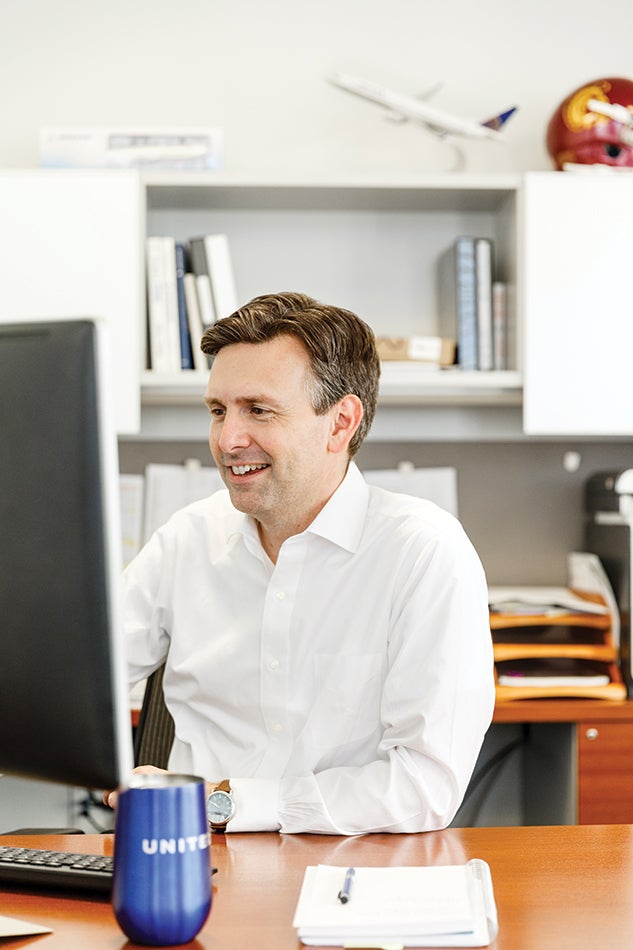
[228,777,281,832]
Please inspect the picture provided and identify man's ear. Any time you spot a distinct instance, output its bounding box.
[328,395,363,455]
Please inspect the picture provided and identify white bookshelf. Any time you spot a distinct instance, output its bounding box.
[10,170,628,441]
[140,172,522,425]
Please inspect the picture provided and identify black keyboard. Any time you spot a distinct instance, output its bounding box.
[0,845,113,894]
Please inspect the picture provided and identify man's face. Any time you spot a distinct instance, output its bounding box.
[205,335,340,541]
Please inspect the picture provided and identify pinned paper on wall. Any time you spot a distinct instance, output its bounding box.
[120,474,145,568]
[363,463,458,517]
[143,461,225,542]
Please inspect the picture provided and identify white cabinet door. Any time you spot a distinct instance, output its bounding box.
[522,171,633,436]
[0,170,143,434]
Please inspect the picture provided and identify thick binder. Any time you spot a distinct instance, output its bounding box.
[293,860,498,947]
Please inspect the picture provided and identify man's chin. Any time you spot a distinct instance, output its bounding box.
[225,484,262,516]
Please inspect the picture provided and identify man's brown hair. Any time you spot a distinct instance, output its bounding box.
[201,292,380,457]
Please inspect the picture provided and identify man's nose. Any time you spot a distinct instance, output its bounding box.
[215,410,251,453]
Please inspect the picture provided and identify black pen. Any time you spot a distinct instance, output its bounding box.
[338,867,355,904]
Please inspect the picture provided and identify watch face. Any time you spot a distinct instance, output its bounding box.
[206,790,235,825]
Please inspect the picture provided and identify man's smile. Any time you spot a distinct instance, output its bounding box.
[230,463,270,476]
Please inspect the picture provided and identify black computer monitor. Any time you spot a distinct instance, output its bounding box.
[0,318,134,790]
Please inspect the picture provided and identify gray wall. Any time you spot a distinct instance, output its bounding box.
[118,438,633,586]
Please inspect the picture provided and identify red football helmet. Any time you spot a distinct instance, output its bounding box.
[546,77,633,169]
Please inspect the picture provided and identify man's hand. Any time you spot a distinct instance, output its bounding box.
[103,764,168,810]
[104,767,221,810]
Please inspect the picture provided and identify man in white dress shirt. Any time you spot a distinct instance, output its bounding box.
[121,291,494,834]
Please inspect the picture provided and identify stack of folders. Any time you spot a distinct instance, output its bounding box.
[292,861,498,948]
[489,552,627,701]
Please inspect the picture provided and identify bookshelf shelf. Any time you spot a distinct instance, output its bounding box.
[141,367,523,407]
[142,171,521,212]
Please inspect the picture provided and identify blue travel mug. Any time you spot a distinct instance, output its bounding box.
[112,773,212,946]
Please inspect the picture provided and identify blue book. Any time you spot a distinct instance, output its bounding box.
[438,236,478,371]
[175,242,194,369]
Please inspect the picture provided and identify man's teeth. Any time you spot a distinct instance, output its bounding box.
[231,464,268,476]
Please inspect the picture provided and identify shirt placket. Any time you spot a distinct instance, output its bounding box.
[257,536,305,772]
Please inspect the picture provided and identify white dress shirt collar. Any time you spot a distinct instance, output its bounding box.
[238,461,369,557]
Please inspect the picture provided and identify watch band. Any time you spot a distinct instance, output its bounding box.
[215,779,231,795]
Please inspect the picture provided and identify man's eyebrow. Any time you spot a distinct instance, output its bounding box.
[204,394,282,409]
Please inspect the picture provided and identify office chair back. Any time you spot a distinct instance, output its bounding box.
[134,664,175,770]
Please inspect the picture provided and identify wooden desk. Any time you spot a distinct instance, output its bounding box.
[1,826,633,949]
[493,698,633,823]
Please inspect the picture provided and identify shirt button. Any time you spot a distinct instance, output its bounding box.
[269,658,280,671]
[273,722,283,733]
[275,590,286,600]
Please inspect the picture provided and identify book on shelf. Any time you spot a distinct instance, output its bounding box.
[375,336,456,366]
[183,272,209,371]
[492,281,507,371]
[145,236,181,374]
[189,233,239,324]
[475,237,493,371]
[203,233,238,320]
[175,242,194,370]
[161,236,182,372]
[437,235,478,371]
[189,236,217,328]
[292,861,498,947]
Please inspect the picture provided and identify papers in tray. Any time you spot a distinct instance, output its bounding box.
[488,586,608,617]
[293,861,498,948]
[496,657,611,687]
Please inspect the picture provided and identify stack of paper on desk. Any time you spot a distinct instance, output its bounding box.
[292,861,498,948]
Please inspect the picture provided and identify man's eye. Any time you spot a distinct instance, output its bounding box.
[208,407,225,418]
[251,406,268,416]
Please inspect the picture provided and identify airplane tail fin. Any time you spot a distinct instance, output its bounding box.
[480,106,517,132]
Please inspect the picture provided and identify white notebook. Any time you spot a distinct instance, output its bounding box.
[293,860,498,947]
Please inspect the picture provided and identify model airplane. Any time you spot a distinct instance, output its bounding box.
[330,72,517,142]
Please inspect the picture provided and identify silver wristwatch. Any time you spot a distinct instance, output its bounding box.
[206,779,235,832]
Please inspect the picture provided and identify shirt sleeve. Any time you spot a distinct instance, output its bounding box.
[122,529,173,685]
[256,524,494,835]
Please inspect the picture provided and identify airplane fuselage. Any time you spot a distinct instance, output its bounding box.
[331,72,508,141]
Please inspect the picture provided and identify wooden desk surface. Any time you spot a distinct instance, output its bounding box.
[494,697,633,723]
[1,824,633,949]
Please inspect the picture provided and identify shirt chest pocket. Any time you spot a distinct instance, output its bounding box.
[305,653,385,748]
